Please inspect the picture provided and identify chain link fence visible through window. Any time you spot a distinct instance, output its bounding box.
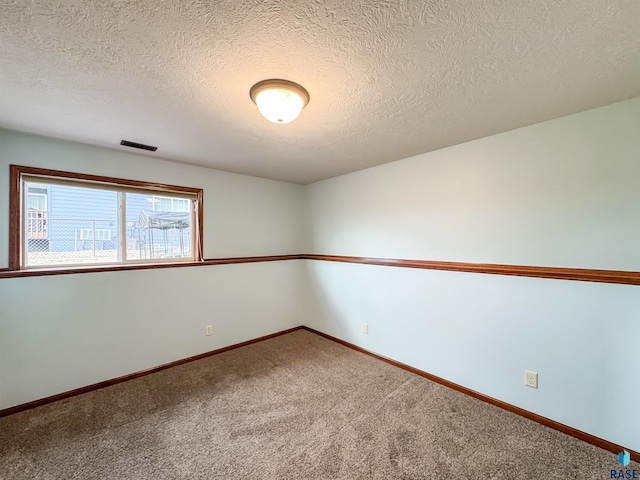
[25,213,192,267]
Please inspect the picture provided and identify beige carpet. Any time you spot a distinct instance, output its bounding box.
[0,330,635,479]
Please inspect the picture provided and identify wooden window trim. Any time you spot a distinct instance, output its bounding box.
[9,165,204,271]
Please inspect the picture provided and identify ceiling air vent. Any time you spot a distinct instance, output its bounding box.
[120,140,157,152]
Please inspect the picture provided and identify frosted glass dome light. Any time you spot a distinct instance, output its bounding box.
[250,79,310,124]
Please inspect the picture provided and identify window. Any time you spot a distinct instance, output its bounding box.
[27,192,47,211]
[152,195,190,212]
[78,229,112,241]
[9,165,203,270]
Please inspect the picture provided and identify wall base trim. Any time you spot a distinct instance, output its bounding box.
[0,326,304,418]
[300,326,640,463]
[2,324,637,464]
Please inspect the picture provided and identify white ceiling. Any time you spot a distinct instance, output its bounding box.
[1,1,639,184]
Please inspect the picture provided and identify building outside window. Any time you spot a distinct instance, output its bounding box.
[10,166,203,269]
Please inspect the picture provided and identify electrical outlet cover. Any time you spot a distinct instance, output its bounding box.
[524,370,538,389]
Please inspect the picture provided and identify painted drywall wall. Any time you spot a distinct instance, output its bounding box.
[0,130,305,409]
[303,98,640,451]
[0,129,304,266]
[305,97,640,270]
[0,261,305,409]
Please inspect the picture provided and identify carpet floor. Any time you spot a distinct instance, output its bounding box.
[0,329,634,479]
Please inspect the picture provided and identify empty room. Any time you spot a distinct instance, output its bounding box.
[1,1,639,479]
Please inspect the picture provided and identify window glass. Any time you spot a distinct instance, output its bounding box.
[24,181,119,267]
[19,175,199,269]
[127,192,193,261]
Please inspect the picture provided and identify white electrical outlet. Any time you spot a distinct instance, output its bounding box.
[525,370,538,389]
[362,323,368,334]
[205,325,213,336]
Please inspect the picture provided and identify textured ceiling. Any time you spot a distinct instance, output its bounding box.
[1,1,639,184]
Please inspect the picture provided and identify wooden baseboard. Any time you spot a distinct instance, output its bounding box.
[0,326,304,418]
[2,324,637,464]
[301,326,640,463]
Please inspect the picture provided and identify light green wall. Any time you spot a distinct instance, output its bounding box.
[1,98,638,452]
[303,97,640,451]
[0,131,306,409]
[0,130,304,267]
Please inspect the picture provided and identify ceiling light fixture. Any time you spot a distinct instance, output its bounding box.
[250,79,310,124]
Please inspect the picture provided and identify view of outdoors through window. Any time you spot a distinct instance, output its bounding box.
[24,180,194,267]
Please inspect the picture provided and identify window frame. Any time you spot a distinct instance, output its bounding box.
[9,165,204,271]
